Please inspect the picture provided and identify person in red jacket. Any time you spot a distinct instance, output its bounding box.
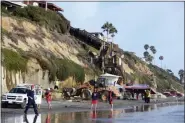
[45,88,52,109]
[108,88,113,110]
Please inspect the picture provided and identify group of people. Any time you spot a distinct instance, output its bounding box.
[91,88,114,111]
[23,84,151,115]
[24,85,52,115]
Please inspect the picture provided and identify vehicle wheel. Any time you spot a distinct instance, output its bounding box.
[2,103,8,108]
[21,99,27,109]
[101,90,109,101]
[81,89,91,100]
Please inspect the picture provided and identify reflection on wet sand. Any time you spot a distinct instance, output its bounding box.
[45,114,51,123]
[24,114,38,123]
[2,103,183,123]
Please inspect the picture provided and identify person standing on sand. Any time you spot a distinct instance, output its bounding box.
[24,85,38,115]
[91,88,99,111]
[108,88,114,110]
[145,89,151,103]
[45,88,52,109]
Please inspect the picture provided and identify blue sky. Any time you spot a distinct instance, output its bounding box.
[53,2,184,77]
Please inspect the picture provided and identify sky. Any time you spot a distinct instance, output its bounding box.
[52,2,184,77]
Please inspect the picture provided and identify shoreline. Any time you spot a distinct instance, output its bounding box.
[2,97,184,115]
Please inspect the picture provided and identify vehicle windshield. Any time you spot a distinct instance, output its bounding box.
[9,88,27,94]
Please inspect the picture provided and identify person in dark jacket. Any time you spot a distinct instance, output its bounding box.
[91,88,99,111]
[24,85,38,115]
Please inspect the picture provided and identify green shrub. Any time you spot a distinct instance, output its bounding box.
[1,6,10,15]
[55,58,85,83]
[13,6,70,34]
[2,48,28,72]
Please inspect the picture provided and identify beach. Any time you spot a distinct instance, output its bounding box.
[1,97,184,123]
[2,96,184,114]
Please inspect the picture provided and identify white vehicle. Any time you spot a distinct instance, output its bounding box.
[1,84,42,108]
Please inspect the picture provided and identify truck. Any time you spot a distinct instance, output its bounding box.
[62,73,125,101]
[94,73,125,101]
[1,84,42,108]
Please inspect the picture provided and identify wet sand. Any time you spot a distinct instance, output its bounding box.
[1,96,184,115]
[1,101,184,123]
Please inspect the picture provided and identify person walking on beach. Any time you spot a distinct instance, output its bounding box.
[145,89,151,103]
[24,85,38,115]
[45,88,52,109]
[108,88,113,110]
[91,88,99,111]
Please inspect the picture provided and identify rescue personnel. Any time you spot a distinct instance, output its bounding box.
[54,80,59,90]
[108,88,114,110]
[145,89,151,103]
[24,85,38,115]
[45,88,52,109]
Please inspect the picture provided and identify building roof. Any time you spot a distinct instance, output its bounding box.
[37,1,64,11]
[2,1,23,7]
[89,32,104,36]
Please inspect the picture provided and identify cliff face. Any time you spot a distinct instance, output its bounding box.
[1,7,184,94]
[1,16,100,94]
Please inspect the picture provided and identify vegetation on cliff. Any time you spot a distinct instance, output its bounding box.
[2,48,28,72]
[2,5,70,34]
[2,48,85,83]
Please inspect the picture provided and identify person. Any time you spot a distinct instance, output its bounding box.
[145,89,151,103]
[45,88,52,109]
[108,88,113,110]
[143,90,147,103]
[24,85,38,115]
[91,88,99,111]
[136,93,139,100]
[54,80,59,90]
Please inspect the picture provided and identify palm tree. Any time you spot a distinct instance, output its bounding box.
[109,26,118,56]
[146,54,154,64]
[101,22,113,73]
[143,44,150,62]
[101,22,113,42]
[159,56,164,68]
[143,51,149,59]
[110,26,118,42]
[144,44,149,51]
[178,69,184,84]
[150,46,157,64]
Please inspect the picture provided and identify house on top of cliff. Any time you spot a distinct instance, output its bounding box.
[89,32,111,42]
[90,32,104,39]
[23,0,64,12]
[1,1,27,12]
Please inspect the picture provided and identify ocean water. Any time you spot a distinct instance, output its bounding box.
[1,103,184,123]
